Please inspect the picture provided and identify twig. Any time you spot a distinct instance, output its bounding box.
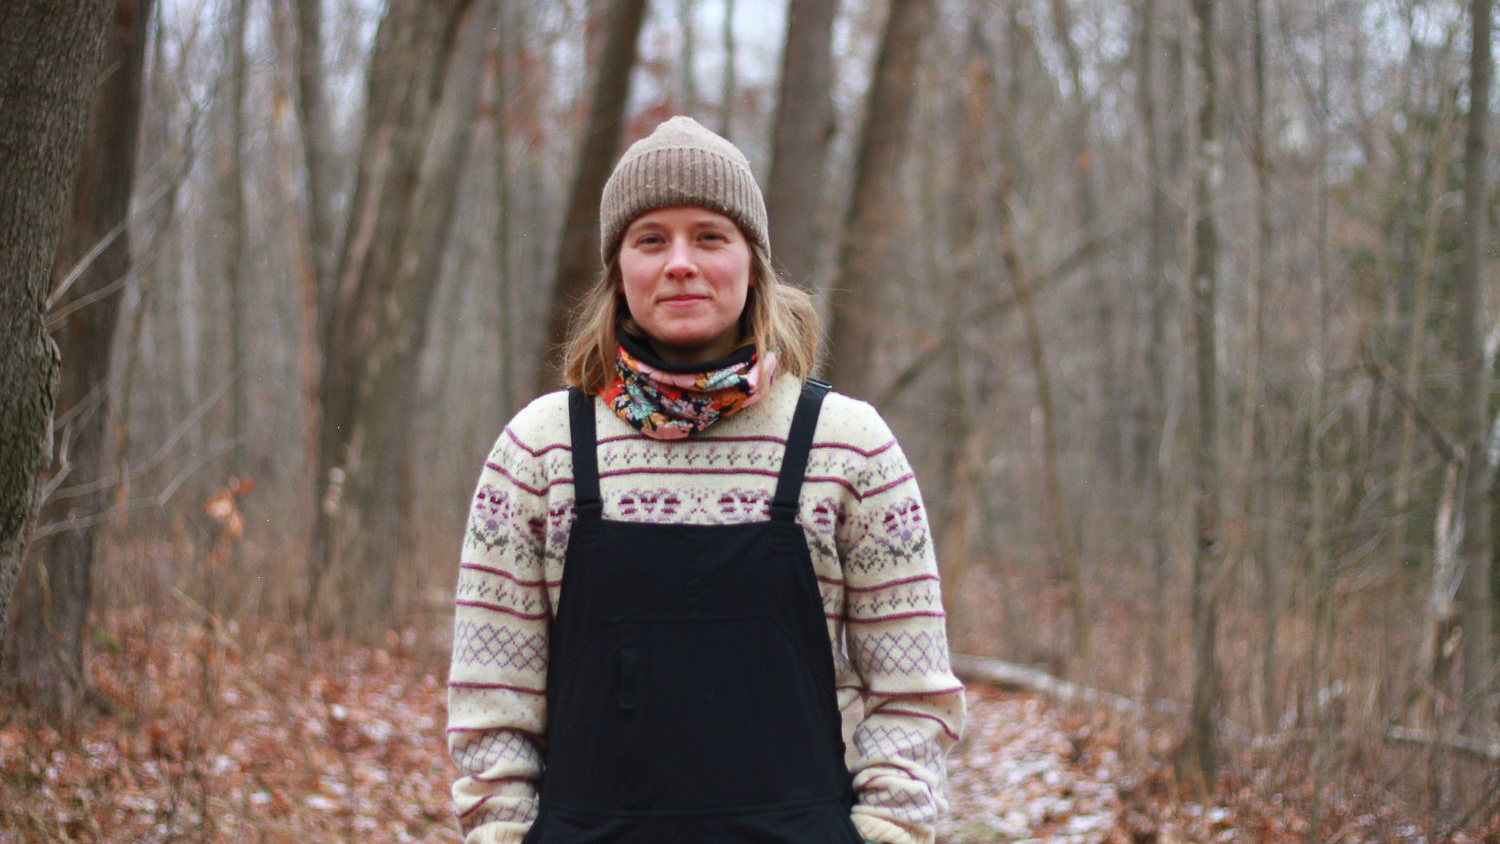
[45,172,187,321]
[30,434,248,541]
[48,362,243,503]
[874,217,1132,407]
[1362,349,1458,462]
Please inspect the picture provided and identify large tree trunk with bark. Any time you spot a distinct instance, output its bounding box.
[1184,0,1223,787]
[765,0,838,288]
[826,0,932,398]
[0,0,142,717]
[1455,0,1494,736]
[308,0,484,632]
[536,0,648,392]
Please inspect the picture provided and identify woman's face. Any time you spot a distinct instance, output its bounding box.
[618,205,753,367]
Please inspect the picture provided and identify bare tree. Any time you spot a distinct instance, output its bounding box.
[1185,0,1223,786]
[1048,0,1120,473]
[678,0,698,114]
[285,0,343,511]
[0,0,147,716]
[289,0,339,292]
[1305,11,1335,829]
[494,0,517,417]
[1400,108,1459,729]
[826,0,933,398]
[1454,0,1494,736]
[536,0,649,391]
[1135,0,1166,699]
[225,0,248,495]
[1244,0,1278,733]
[718,0,737,136]
[308,0,484,630]
[991,4,1088,681]
[765,0,838,288]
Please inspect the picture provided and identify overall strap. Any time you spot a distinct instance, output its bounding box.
[568,387,603,518]
[770,377,832,522]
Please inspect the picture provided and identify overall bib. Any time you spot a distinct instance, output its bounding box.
[521,379,863,843]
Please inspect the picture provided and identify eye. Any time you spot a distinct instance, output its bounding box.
[633,232,664,247]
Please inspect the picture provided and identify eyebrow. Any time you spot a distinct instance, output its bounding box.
[627,216,735,235]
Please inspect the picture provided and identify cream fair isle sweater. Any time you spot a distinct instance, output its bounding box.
[446,375,966,844]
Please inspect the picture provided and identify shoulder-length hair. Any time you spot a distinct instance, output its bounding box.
[562,242,822,393]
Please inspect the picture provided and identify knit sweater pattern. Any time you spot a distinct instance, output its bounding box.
[446,375,966,844]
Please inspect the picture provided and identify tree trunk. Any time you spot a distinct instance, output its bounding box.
[934,15,996,643]
[718,0,736,137]
[225,0,249,496]
[309,0,483,632]
[1246,0,1278,733]
[495,0,517,418]
[1306,13,1334,829]
[825,0,932,398]
[291,0,340,297]
[287,0,340,522]
[1049,0,1119,475]
[1398,97,1459,731]
[994,5,1086,682]
[678,0,698,114]
[536,0,649,392]
[1185,0,1222,787]
[0,0,146,718]
[765,0,837,288]
[1134,0,1172,701]
[1001,188,1085,681]
[1455,0,1494,736]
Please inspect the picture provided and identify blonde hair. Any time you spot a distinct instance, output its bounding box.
[562,243,821,393]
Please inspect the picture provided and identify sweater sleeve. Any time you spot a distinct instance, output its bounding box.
[835,406,966,844]
[446,412,555,843]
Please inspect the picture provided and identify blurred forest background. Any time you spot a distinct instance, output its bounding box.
[2,0,1499,839]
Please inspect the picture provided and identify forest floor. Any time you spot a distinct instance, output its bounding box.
[0,611,1494,842]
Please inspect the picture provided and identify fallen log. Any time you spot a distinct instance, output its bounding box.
[950,653,1183,717]
[954,654,1500,762]
[1385,726,1500,762]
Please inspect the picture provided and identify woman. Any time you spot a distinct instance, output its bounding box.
[447,116,964,844]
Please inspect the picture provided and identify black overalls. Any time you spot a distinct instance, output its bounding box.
[521,379,864,843]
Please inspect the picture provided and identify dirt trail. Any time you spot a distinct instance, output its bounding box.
[940,689,1125,843]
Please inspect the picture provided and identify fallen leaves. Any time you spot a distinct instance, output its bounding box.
[3,613,1494,842]
[939,689,1121,843]
[0,610,453,842]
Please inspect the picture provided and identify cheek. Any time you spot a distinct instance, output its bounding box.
[715,253,753,299]
[617,265,651,310]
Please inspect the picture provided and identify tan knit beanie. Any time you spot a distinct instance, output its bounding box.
[599,116,769,263]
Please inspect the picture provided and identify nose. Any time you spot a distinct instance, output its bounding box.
[664,237,696,279]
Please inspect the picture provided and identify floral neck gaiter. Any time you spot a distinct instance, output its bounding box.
[598,331,777,440]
